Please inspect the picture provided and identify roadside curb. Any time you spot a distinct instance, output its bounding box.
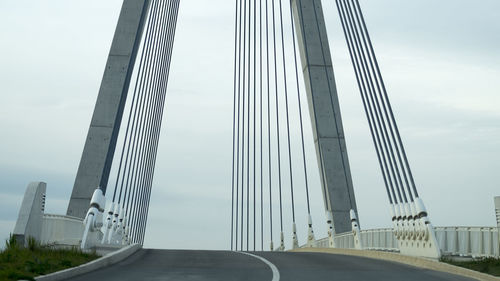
[291,248,500,281]
[35,244,142,281]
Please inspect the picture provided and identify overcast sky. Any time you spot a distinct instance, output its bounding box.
[0,0,499,250]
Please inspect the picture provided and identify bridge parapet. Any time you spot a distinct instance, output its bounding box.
[40,214,84,247]
[307,226,499,258]
[13,182,46,246]
[13,182,87,248]
[435,226,499,257]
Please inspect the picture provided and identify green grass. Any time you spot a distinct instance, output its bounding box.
[441,256,500,277]
[0,235,100,281]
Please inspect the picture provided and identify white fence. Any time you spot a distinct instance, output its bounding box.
[310,226,499,258]
[435,227,499,257]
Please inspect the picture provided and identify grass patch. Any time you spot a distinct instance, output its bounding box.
[0,234,100,281]
[441,256,500,277]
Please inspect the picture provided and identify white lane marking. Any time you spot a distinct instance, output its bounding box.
[238,252,280,281]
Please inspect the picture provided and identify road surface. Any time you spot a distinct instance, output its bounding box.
[69,249,476,281]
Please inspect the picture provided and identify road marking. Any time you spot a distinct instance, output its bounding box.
[238,252,280,281]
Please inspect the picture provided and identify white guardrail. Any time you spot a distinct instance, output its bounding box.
[311,227,499,258]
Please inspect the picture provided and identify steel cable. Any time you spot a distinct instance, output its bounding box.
[253,0,257,251]
[288,0,312,214]
[135,0,177,243]
[338,0,409,204]
[335,0,396,204]
[129,0,169,241]
[230,0,240,251]
[277,0,296,226]
[259,0,264,251]
[119,0,160,218]
[123,0,164,232]
[271,0,284,236]
[265,0,274,249]
[235,0,244,251]
[240,0,248,251]
[137,0,179,243]
[351,0,419,199]
[343,0,409,204]
[246,0,252,251]
[111,0,155,204]
[130,0,168,242]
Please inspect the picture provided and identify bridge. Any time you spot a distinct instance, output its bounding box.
[7,0,499,280]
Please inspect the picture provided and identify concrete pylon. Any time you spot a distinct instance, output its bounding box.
[291,0,358,234]
[67,0,151,219]
[13,182,46,246]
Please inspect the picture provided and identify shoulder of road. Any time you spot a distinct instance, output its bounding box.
[34,244,142,281]
[291,248,500,281]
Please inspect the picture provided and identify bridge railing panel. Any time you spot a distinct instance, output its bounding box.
[307,227,499,258]
[315,237,329,248]
[360,228,398,251]
[334,232,355,249]
[435,227,499,257]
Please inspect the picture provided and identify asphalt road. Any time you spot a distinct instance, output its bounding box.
[69,249,476,281]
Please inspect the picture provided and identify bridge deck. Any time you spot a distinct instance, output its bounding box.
[68,249,475,281]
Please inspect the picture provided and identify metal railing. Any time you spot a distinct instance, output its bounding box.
[40,214,84,246]
[307,226,499,257]
[360,228,398,251]
[435,226,499,257]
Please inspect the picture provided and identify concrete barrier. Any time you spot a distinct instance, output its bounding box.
[35,244,141,281]
[13,182,46,246]
[40,214,84,247]
[292,248,500,281]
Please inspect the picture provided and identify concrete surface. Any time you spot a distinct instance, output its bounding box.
[293,247,500,281]
[13,182,46,246]
[291,0,358,233]
[40,214,84,246]
[67,249,480,281]
[35,244,141,281]
[67,0,150,219]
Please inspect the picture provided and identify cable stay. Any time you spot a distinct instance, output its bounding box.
[230,0,317,252]
[334,0,440,257]
[228,0,439,258]
[83,0,180,248]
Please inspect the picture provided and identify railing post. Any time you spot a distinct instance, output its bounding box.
[477,228,483,257]
[495,196,500,256]
[452,227,458,255]
[465,227,471,256]
[489,229,494,256]
[442,228,450,253]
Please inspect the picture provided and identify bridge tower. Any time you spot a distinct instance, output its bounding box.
[67,0,359,233]
[290,0,358,234]
[67,0,150,219]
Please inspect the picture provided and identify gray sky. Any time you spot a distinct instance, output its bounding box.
[0,0,499,250]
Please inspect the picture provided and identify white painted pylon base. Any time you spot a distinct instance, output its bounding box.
[292,223,299,249]
[350,209,363,250]
[279,232,285,251]
[326,211,335,248]
[81,188,130,250]
[306,215,317,248]
[81,188,105,249]
[392,198,441,259]
[102,202,115,244]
